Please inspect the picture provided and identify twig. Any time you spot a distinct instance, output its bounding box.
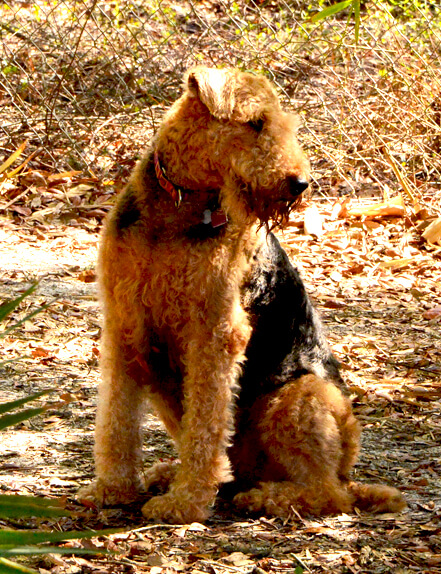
[0,22,32,43]
[129,524,182,533]
[0,187,32,211]
[383,147,418,205]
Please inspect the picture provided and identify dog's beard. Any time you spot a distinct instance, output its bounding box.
[249,181,304,230]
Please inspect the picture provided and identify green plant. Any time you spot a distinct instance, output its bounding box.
[0,396,120,574]
[0,285,121,573]
[0,524,121,574]
[0,283,49,348]
[0,390,53,431]
[311,0,361,40]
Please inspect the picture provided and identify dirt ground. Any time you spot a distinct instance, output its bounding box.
[1,193,441,573]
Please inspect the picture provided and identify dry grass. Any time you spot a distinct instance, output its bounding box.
[0,0,440,220]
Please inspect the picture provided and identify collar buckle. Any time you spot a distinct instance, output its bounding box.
[154,151,183,208]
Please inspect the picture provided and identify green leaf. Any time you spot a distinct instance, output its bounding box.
[0,284,37,323]
[0,495,68,519]
[310,0,353,22]
[0,546,111,556]
[0,528,123,546]
[0,557,38,574]
[0,407,49,432]
[0,390,52,416]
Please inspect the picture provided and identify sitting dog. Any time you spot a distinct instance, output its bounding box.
[78,67,405,522]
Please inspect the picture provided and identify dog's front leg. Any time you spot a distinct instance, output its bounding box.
[78,333,146,506]
[142,308,251,523]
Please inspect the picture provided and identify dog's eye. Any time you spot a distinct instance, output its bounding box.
[248,118,264,133]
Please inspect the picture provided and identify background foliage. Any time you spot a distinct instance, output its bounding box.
[0,0,440,211]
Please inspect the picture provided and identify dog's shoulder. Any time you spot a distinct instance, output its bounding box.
[105,150,155,236]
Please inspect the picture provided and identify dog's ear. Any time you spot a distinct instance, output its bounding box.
[185,67,235,120]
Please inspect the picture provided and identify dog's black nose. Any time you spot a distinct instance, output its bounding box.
[287,175,309,196]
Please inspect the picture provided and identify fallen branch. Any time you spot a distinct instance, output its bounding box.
[346,194,405,218]
[382,147,418,205]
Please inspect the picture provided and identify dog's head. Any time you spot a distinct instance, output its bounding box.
[157,67,310,227]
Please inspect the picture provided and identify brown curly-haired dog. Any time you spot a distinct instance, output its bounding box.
[78,67,405,523]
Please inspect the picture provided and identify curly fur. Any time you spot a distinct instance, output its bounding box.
[77,67,405,523]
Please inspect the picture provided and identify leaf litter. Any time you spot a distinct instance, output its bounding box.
[0,180,441,573]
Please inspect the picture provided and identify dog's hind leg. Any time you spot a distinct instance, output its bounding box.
[143,460,180,495]
[233,375,359,517]
[233,479,353,518]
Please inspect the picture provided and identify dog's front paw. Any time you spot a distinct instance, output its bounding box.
[233,488,265,514]
[143,460,180,494]
[77,477,143,508]
[141,492,209,524]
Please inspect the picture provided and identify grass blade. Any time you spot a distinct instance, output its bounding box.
[0,390,52,416]
[0,547,112,557]
[353,0,360,41]
[0,407,50,432]
[0,284,38,323]
[0,356,30,367]
[0,528,123,546]
[310,0,352,22]
[0,557,37,574]
[0,142,27,176]
[0,300,54,339]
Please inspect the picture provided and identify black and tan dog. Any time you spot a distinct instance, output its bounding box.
[78,67,405,523]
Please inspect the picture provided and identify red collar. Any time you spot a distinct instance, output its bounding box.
[153,151,228,229]
[154,151,184,208]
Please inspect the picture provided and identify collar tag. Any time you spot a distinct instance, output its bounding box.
[210,209,228,228]
[202,208,228,228]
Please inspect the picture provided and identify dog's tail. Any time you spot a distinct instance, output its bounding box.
[347,481,406,513]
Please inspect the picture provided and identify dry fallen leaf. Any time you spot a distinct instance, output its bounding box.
[423,306,441,320]
[224,552,255,567]
[78,269,96,283]
[422,217,441,246]
[323,299,347,309]
[304,204,324,237]
[31,346,51,358]
[174,522,207,537]
[379,257,413,270]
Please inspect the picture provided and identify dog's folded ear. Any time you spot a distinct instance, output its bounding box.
[185,66,280,125]
[186,66,236,120]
